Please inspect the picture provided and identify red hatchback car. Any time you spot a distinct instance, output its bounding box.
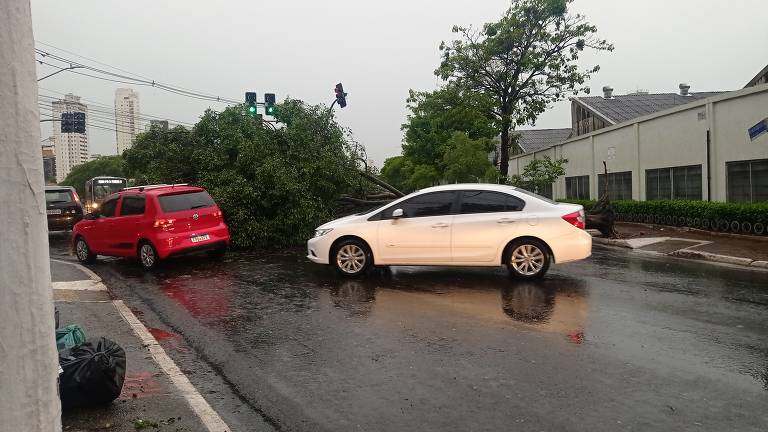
[72,185,230,269]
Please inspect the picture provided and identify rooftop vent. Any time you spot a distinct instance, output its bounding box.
[679,83,691,96]
[602,85,614,99]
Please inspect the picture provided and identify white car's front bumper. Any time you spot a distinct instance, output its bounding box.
[306,234,333,264]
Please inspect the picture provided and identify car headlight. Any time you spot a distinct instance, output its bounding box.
[314,228,333,238]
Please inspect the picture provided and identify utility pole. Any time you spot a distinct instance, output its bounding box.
[0,1,61,430]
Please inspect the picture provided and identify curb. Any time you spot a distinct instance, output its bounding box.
[616,222,768,242]
[53,259,231,432]
[592,236,767,271]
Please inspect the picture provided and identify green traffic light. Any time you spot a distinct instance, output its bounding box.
[248,105,256,113]
[266,106,275,115]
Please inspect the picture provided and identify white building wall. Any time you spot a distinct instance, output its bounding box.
[509,85,768,202]
[115,88,140,154]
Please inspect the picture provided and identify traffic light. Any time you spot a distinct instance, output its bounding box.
[264,93,276,116]
[245,92,257,116]
[60,112,74,133]
[73,112,86,133]
[334,83,347,108]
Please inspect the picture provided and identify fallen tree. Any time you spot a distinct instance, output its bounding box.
[586,161,618,238]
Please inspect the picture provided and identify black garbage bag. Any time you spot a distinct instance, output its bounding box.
[58,337,126,409]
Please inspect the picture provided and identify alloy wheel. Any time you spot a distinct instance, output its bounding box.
[336,244,366,274]
[510,244,545,276]
[76,239,89,261]
[140,244,156,268]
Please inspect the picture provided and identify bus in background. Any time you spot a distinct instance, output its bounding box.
[84,176,127,213]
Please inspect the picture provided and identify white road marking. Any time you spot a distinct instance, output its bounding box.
[113,300,231,432]
[52,280,106,291]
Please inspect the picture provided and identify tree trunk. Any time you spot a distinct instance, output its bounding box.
[357,169,404,197]
[585,161,618,238]
[1,1,62,429]
[499,120,511,178]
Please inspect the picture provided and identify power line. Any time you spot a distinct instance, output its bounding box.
[35,49,241,105]
[37,92,195,127]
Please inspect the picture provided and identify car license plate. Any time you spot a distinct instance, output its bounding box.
[190,234,209,243]
[47,209,62,215]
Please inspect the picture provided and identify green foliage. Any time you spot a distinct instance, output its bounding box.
[508,156,567,193]
[385,85,498,192]
[436,0,612,175]
[557,199,768,233]
[380,156,414,192]
[402,85,497,167]
[442,132,497,183]
[60,155,125,197]
[123,99,364,248]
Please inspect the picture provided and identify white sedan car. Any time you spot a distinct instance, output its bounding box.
[307,184,591,278]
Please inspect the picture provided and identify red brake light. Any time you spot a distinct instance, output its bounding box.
[562,210,586,230]
[213,210,222,218]
[153,218,176,230]
[71,190,81,204]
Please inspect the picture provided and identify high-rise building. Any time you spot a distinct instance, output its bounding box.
[115,88,141,154]
[52,94,89,183]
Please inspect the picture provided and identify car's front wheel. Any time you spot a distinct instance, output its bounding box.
[74,236,96,264]
[332,239,372,277]
[138,241,160,270]
[506,239,550,279]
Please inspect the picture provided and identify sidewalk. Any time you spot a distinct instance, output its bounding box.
[591,222,768,269]
[51,259,230,432]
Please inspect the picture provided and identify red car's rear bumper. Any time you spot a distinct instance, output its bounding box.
[153,224,230,259]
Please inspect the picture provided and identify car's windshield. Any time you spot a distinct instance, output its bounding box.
[45,190,72,204]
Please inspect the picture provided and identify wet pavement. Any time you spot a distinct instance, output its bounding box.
[48,232,768,431]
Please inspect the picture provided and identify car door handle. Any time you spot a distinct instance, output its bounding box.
[497,218,516,224]
[431,223,450,228]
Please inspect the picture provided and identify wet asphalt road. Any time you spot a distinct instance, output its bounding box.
[49,233,768,431]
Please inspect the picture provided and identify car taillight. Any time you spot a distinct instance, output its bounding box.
[213,210,222,218]
[562,210,586,230]
[71,191,81,204]
[153,218,176,230]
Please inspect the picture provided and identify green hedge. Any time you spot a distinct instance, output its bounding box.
[558,199,768,235]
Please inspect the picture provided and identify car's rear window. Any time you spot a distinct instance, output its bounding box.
[45,190,73,203]
[158,191,215,213]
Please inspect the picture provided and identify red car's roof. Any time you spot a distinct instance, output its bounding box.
[121,185,205,195]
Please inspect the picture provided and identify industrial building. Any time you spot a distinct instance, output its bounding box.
[508,73,768,203]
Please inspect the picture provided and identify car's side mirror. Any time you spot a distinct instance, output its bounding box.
[84,212,98,220]
[392,208,404,219]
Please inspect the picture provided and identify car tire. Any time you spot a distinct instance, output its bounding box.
[138,241,160,270]
[74,236,96,264]
[505,239,551,280]
[331,238,372,278]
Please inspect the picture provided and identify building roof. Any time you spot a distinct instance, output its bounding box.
[514,128,572,153]
[745,64,768,87]
[572,92,726,124]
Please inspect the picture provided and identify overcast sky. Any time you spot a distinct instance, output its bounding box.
[33,0,767,165]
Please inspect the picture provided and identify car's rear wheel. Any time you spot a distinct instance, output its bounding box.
[506,239,550,279]
[74,236,96,264]
[138,241,160,270]
[332,239,372,277]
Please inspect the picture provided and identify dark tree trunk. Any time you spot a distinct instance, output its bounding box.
[585,161,618,238]
[499,122,510,178]
[357,170,404,198]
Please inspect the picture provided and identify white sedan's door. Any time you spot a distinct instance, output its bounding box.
[451,190,526,263]
[376,191,457,264]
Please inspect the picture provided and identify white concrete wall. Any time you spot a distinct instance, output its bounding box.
[0,0,62,429]
[509,86,768,202]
